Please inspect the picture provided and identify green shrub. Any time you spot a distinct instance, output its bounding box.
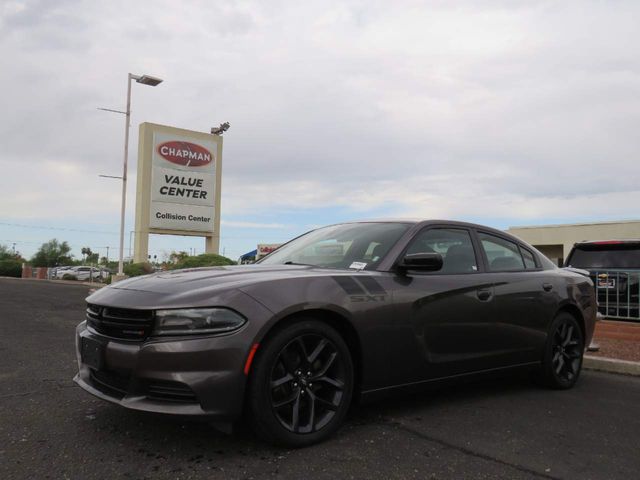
[170,253,236,270]
[0,259,22,277]
[62,273,78,281]
[124,262,154,277]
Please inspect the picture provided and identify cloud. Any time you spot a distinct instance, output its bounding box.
[221,174,640,224]
[220,220,288,229]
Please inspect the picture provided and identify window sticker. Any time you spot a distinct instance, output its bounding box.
[349,262,367,270]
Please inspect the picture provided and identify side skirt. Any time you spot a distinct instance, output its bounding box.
[359,361,541,403]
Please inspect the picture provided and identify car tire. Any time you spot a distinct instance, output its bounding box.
[538,312,584,389]
[247,319,354,447]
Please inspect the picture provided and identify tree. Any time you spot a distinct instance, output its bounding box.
[86,253,99,265]
[31,239,73,267]
[0,244,20,261]
[169,251,189,264]
[81,247,93,262]
[0,244,22,277]
[169,253,236,269]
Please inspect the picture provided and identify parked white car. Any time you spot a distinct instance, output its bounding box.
[53,266,73,279]
[58,266,103,281]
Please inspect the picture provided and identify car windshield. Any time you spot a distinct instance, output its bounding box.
[568,245,640,269]
[258,222,412,270]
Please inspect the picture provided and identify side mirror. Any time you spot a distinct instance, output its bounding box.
[398,252,443,272]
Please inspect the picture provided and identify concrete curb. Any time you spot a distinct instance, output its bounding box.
[584,355,640,376]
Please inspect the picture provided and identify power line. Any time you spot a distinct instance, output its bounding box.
[0,222,119,235]
[0,239,123,252]
[0,222,290,241]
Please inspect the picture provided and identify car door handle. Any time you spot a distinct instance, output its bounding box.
[477,289,492,301]
[542,283,553,292]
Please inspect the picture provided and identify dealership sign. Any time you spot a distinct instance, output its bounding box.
[157,141,213,167]
[257,243,282,258]
[149,131,218,232]
[134,123,223,262]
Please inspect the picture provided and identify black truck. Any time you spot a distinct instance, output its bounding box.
[565,240,640,320]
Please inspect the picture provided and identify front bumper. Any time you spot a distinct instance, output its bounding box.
[74,321,249,420]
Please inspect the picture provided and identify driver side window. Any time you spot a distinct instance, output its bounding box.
[406,228,478,273]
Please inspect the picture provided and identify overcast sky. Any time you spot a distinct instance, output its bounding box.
[1,0,639,260]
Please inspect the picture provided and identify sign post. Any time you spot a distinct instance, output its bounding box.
[133,123,223,263]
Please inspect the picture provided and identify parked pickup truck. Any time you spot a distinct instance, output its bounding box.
[565,240,640,320]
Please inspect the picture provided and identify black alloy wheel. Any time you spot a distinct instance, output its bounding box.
[540,313,584,389]
[248,320,354,447]
[270,334,346,434]
[552,321,582,381]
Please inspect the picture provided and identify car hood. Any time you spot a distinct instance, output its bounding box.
[92,264,341,297]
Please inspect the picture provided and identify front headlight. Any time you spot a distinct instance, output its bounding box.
[152,308,246,336]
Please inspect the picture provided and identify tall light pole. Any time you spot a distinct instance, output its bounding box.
[129,230,135,259]
[115,73,163,279]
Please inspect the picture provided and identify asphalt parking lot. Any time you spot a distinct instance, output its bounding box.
[1,278,640,480]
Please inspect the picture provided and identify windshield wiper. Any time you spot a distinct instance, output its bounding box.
[283,261,312,266]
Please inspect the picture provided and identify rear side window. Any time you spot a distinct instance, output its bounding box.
[406,228,478,273]
[478,232,525,271]
[567,245,640,269]
[521,248,538,269]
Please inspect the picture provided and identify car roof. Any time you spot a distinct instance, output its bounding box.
[335,219,515,238]
[574,239,640,246]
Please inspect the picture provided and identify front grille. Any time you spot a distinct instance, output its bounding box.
[589,272,640,320]
[145,380,198,403]
[86,304,154,340]
[89,369,131,399]
[89,369,198,404]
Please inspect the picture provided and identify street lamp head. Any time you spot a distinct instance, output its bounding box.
[211,122,230,135]
[136,74,163,86]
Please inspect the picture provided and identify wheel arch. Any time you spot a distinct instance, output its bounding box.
[556,302,586,339]
[253,308,364,396]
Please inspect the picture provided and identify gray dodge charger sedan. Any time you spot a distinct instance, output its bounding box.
[74,220,597,447]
